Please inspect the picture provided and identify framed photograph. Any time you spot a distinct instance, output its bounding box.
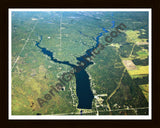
[9,8,152,120]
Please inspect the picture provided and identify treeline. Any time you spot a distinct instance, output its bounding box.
[132,57,148,66]
[133,75,149,85]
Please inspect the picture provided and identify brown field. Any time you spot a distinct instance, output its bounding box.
[122,60,137,70]
[136,42,149,45]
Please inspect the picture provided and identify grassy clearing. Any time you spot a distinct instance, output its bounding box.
[130,74,148,79]
[128,66,149,76]
[136,49,148,59]
[124,30,148,43]
[125,30,140,43]
[139,84,149,101]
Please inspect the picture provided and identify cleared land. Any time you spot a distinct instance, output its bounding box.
[139,84,149,101]
[122,60,137,70]
[136,42,149,45]
[128,66,149,76]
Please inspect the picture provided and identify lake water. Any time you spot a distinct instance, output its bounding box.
[35,16,114,109]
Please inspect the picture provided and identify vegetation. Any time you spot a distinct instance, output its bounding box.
[11,11,149,115]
